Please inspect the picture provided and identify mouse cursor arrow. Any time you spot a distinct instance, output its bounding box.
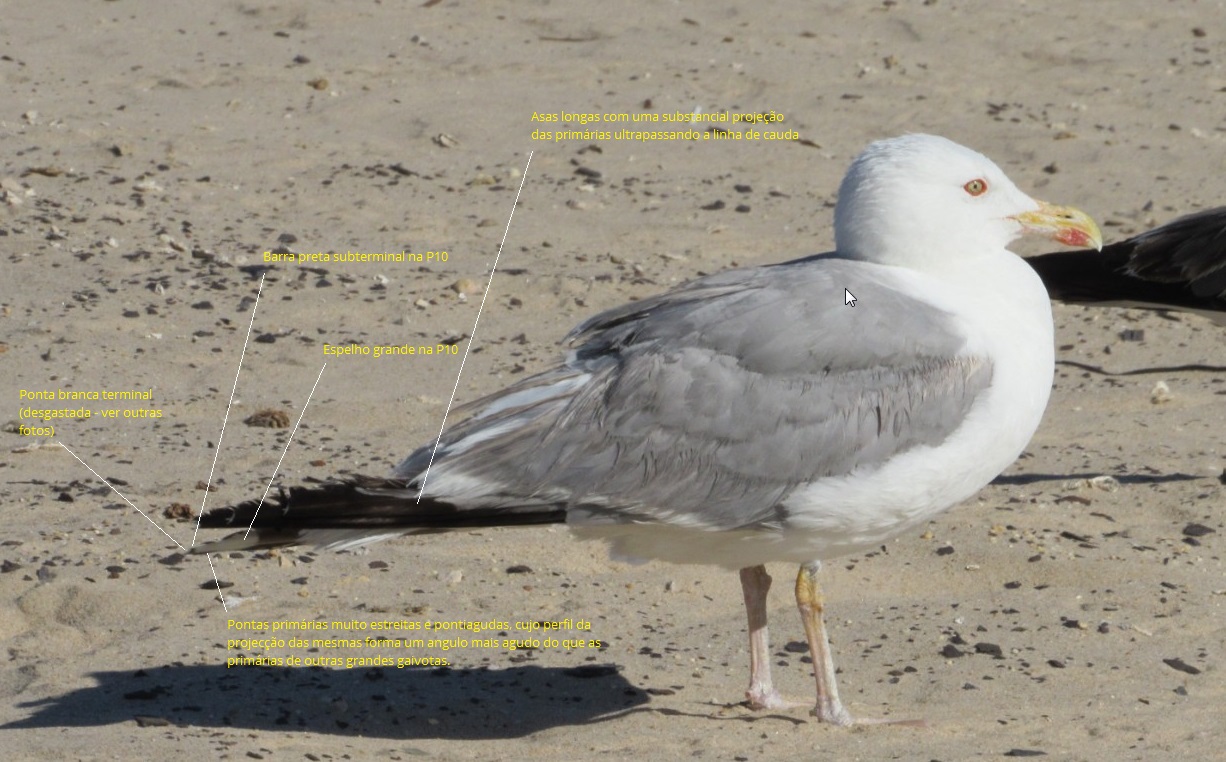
[844,288,857,307]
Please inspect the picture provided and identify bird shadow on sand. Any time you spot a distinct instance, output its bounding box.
[3,662,649,739]
[992,471,1206,486]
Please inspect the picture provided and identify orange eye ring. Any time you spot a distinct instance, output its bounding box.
[963,178,988,196]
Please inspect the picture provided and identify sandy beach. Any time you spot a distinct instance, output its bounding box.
[2,1,1224,759]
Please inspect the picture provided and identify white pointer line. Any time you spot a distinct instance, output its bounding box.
[242,362,328,538]
[206,553,230,613]
[58,441,187,551]
[191,273,265,548]
[416,150,533,502]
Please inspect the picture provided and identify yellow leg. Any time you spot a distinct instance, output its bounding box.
[795,561,854,725]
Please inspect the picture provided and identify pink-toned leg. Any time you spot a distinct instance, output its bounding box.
[739,565,805,710]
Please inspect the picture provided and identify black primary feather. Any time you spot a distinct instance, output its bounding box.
[1029,206,1226,321]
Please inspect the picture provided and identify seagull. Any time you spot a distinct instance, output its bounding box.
[194,134,1103,725]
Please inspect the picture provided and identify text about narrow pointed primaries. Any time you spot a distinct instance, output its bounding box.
[225,617,603,669]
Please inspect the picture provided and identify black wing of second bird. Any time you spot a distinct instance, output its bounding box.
[1028,206,1226,323]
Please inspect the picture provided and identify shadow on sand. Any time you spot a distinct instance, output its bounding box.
[991,471,1205,486]
[4,661,650,739]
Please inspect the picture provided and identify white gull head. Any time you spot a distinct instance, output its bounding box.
[834,134,1101,272]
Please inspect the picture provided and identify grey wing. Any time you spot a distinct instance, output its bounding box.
[394,256,992,529]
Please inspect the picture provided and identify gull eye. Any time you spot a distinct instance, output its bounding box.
[963,178,988,196]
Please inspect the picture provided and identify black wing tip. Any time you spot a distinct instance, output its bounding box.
[1031,206,1226,312]
[194,475,567,546]
[195,476,418,527]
